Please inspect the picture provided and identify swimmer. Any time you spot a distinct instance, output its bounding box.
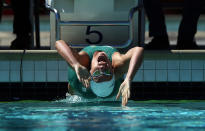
[55,40,144,106]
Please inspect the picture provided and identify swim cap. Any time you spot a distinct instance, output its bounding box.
[90,75,115,97]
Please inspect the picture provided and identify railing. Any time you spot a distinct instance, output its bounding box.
[45,0,144,48]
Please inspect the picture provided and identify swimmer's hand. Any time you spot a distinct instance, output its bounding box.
[116,78,131,106]
[74,63,90,88]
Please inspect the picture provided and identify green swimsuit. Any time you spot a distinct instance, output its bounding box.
[67,45,123,99]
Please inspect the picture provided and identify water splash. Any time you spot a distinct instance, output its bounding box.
[56,93,120,104]
[57,93,87,103]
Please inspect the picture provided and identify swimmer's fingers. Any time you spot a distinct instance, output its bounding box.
[122,95,127,106]
[128,88,130,99]
[122,96,125,106]
[121,87,130,106]
[76,74,81,82]
[116,86,121,100]
[84,79,90,88]
[123,92,128,106]
[116,83,124,100]
[81,78,86,87]
[79,78,84,86]
[116,91,120,100]
[121,91,126,106]
[80,78,90,89]
[125,97,128,106]
[122,87,130,99]
[87,80,90,88]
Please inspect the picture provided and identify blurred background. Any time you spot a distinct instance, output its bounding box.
[0,0,204,49]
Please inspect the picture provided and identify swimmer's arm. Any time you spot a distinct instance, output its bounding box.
[113,47,144,80]
[123,47,144,81]
[55,40,89,69]
[115,47,143,106]
[55,40,90,88]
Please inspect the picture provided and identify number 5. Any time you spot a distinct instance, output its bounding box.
[85,26,103,44]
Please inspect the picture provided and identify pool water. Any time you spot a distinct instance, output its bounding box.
[0,99,205,131]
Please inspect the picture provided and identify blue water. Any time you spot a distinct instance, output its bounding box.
[0,99,205,131]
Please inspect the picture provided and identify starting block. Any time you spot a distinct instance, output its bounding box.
[46,0,145,50]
